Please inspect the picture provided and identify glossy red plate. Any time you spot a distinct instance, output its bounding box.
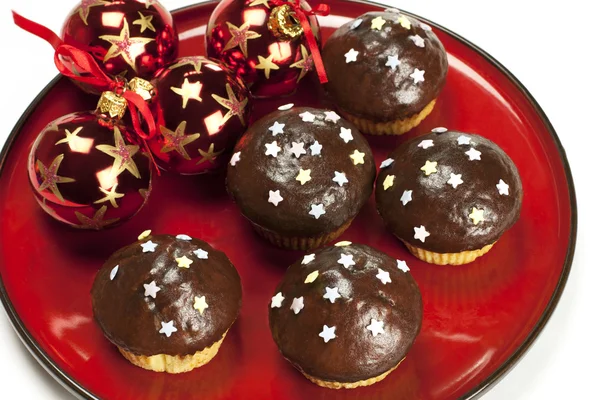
[0,1,576,399]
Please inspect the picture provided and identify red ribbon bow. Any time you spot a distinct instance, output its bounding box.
[270,0,330,84]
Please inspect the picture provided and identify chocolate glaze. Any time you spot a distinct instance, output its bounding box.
[226,107,376,237]
[322,10,448,121]
[376,130,523,253]
[91,234,242,356]
[269,243,422,382]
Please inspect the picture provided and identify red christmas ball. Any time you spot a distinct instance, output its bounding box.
[60,0,178,93]
[148,56,250,175]
[28,109,152,229]
[206,0,321,98]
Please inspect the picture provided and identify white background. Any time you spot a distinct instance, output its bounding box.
[0,0,597,399]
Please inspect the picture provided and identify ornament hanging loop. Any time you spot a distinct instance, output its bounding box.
[268,4,303,40]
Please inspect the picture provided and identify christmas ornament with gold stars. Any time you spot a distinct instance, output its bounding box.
[205,0,323,98]
[28,91,153,230]
[60,0,178,94]
[148,56,250,174]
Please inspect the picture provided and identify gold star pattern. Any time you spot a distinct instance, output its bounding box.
[290,44,313,82]
[223,21,261,58]
[94,185,124,208]
[398,15,411,29]
[420,160,438,176]
[296,168,312,185]
[349,150,365,165]
[55,126,83,146]
[193,296,209,314]
[168,57,203,73]
[76,0,109,25]
[211,83,248,126]
[371,16,386,30]
[96,126,141,179]
[36,154,76,203]
[249,0,271,8]
[99,19,155,73]
[305,270,319,284]
[469,207,485,225]
[160,121,200,160]
[383,175,395,190]
[75,205,119,230]
[133,11,155,33]
[176,255,193,269]
[197,143,224,165]
[171,78,203,109]
[255,53,280,79]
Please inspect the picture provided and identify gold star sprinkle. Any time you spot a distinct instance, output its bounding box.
[249,0,271,8]
[398,15,411,29]
[75,205,119,230]
[296,169,312,185]
[305,270,319,283]
[335,241,352,247]
[371,16,386,30]
[36,154,76,203]
[55,126,83,146]
[96,126,141,179]
[193,296,209,314]
[255,53,280,79]
[211,83,248,126]
[132,11,155,33]
[99,19,154,73]
[290,44,313,82]
[469,207,485,225]
[223,21,261,58]
[349,150,365,165]
[76,0,109,25]
[383,175,395,190]
[168,57,203,73]
[420,160,438,176]
[160,121,200,160]
[138,229,152,240]
[197,143,224,165]
[176,255,193,269]
[171,78,203,109]
[94,185,124,208]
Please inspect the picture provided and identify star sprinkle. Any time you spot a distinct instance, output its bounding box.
[335,241,352,246]
[432,127,448,133]
[271,292,285,308]
[383,175,395,190]
[133,11,156,33]
[338,253,355,269]
[211,83,248,126]
[397,260,410,272]
[409,34,425,48]
[410,68,425,84]
[76,0,109,25]
[497,179,510,195]
[141,240,158,252]
[176,234,192,241]
[350,150,365,165]
[332,171,348,186]
[380,158,394,168]
[457,135,471,145]
[351,19,363,29]
[143,281,161,298]
[99,19,154,73]
[55,126,83,146]
[302,254,315,264]
[290,297,304,314]
[230,152,241,166]
[170,78,203,109]
[278,103,294,111]
[249,0,271,8]
[176,255,193,269]
[223,21,261,58]
[414,225,430,242]
[138,230,151,240]
[309,204,326,219]
[168,57,203,73]
[94,185,124,208]
[268,190,283,206]
[398,15,411,29]
[366,319,385,336]
[299,111,316,122]
[193,248,208,259]
[344,48,359,63]
[296,169,312,185]
[159,321,177,337]
[110,265,119,280]
[197,143,224,165]
[385,55,401,71]
[268,121,285,136]
[339,127,353,143]
[159,121,200,160]
[465,148,482,161]
[376,268,391,284]
[323,287,341,303]
[447,173,464,189]
[290,142,307,158]
[265,141,281,157]
[75,205,119,229]
[193,296,208,314]
[290,44,313,82]
[418,139,434,149]
[319,325,336,343]
[324,111,341,123]
[421,160,438,175]
[401,190,413,206]
[305,270,319,283]
[95,126,141,179]
[371,16,386,30]
[469,207,485,225]
[255,53,280,79]
[36,154,75,202]
[310,141,322,156]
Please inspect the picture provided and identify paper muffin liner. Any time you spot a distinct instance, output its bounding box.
[251,219,354,251]
[300,358,403,389]
[118,330,228,374]
[402,240,496,266]
[341,99,437,136]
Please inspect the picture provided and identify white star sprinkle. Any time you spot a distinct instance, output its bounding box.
[268,121,285,136]
[339,127,353,143]
[366,319,385,336]
[376,268,392,284]
[344,48,359,63]
[230,151,241,166]
[338,253,355,268]
[409,34,425,47]
[380,158,394,168]
[410,68,425,84]
[290,142,307,158]
[110,265,119,280]
[319,325,336,343]
[159,320,177,337]
[414,225,430,242]
[371,16,386,30]
[290,297,304,314]
[299,111,316,122]
[469,207,485,225]
[457,135,471,145]
[193,296,208,314]
[351,18,363,29]
[141,240,158,253]
[176,234,192,241]
[309,204,326,219]
[309,141,322,156]
[421,160,438,175]
[268,190,283,206]
[421,22,432,31]
[432,127,448,133]
[278,103,294,110]
[397,260,410,272]
[385,55,401,70]
[465,147,482,161]
[302,253,315,264]
[323,287,341,303]
[176,255,193,269]
[271,292,285,308]
[143,281,161,298]
[332,171,348,186]
[193,248,208,259]
[497,179,510,195]
[418,139,434,149]
[401,190,413,206]
[447,173,464,188]
[324,111,341,123]
[265,141,281,157]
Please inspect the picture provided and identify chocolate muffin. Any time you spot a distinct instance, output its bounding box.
[376,129,523,265]
[91,231,242,373]
[269,242,422,388]
[226,105,376,250]
[322,9,448,135]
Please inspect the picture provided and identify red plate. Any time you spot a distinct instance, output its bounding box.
[0,1,576,399]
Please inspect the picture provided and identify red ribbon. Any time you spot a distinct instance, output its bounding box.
[271,0,329,84]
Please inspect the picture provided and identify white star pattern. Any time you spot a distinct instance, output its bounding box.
[397,260,410,272]
[366,319,385,336]
[193,248,208,259]
[345,48,359,63]
[338,253,355,268]
[409,35,425,47]
[230,151,241,166]
[380,158,394,168]
[268,190,283,206]
[110,265,119,280]
[465,147,482,161]
[332,171,348,186]
[319,325,336,343]
[457,135,471,145]
[141,241,158,253]
[339,127,353,143]
[324,111,341,123]
[268,121,285,136]
[143,281,161,298]
[278,103,294,110]
[290,297,304,314]
[265,141,281,157]
[497,179,510,195]
[271,292,285,308]
[385,55,401,70]
[401,190,413,206]
[290,142,307,158]
[323,287,342,303]
[418,139,434,149]
[376,268,392,284]
[414,225,430,242]
[410,68,425,84]
[299,111,316,122]
[309,141,322,156]
[176,234,192,241]
[351,18,362,29]
[447,173,464,188]
[302,254,315,264]
[432,127,448,133]
[159,320,177,337]
[309,204,326,219]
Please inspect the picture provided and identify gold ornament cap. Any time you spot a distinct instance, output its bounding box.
[97,91,127,119]
[128,77,155,101]
[268,4,303,40]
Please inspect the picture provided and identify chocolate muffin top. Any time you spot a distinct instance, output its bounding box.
[269,242,422,383]
[226,106,376,237]
[322,9,448,121]
[91,233,242,356]
[376,129,523,253]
